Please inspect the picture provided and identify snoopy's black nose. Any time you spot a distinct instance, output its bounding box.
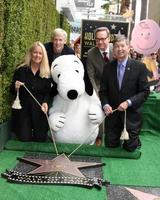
[67,90,78,100]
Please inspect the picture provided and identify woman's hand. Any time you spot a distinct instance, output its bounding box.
[41,103,48,113]
[15,80,24,90]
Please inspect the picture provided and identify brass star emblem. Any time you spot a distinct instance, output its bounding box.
[18,153,103,178]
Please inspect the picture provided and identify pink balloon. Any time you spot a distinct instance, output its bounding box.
[131,19,160,55]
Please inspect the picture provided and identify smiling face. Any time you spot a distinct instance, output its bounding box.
[95,30,110,51]
[131,19,160,55]
[52,33,66,54]
[31,45,43,65]
[113,39,130,62]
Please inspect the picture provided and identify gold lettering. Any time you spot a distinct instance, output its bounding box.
[84,32,94,40]
[84,41,95,46]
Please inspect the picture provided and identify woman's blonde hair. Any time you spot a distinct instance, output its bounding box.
[18,41,50,78]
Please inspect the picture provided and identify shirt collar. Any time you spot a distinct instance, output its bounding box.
[118,57,128,67]
[99,46,109,56]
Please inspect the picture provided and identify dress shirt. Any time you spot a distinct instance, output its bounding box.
[100,47,110,59]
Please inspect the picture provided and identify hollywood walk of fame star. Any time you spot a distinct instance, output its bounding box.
[111,24,116,30]
[17,153,104,178]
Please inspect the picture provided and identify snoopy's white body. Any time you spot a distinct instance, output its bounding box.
[49,55,105,144]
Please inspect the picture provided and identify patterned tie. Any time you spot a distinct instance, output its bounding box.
[103,52,109,62]
[117,63,125,89]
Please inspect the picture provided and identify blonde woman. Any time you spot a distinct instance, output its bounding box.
[11,41,51,142]
[142,53,159,82]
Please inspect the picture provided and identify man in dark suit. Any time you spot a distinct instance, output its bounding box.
[99,35,150,152]
[44,28,75,67]
[86,27,113,146]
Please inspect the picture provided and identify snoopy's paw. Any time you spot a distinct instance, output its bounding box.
[88,105,105,124]
[49,112,66,132]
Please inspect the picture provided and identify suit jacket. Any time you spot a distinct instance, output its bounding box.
[99,58,150,113]
[86,45,113,94]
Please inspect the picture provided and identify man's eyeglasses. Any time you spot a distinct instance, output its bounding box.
[95,37,108,42]
[151,53,157,56]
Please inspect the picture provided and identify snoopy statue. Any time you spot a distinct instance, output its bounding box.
[49,55,105,145]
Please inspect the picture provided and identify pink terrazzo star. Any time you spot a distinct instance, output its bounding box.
[125,187,160,200]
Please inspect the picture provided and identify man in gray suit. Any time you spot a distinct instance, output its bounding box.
[86,27,113,94]
[99,35,150,152]
[86,27,113,146]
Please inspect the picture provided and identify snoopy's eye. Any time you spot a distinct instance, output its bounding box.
[75,70,79,73]
[141,33,143,36]
[57,74,61,78]
[148,32,150,36]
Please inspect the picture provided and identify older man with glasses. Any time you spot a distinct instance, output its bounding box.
[86,27,113,146]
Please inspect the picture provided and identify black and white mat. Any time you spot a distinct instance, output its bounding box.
[2,152,109,189]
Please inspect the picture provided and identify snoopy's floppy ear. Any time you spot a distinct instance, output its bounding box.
[84,67,93,96]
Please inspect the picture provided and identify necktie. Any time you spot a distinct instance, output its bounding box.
[103,52,109,62]
[117,63,125,89]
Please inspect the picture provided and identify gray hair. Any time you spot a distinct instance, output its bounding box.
[113,35,129,46]
[94,27,110,37]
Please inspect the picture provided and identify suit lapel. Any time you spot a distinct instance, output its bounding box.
[95,47,104,64]
[111,60,119,89]
[95,47,103,58]
[121,58,132,89]
[94,48,105,76]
